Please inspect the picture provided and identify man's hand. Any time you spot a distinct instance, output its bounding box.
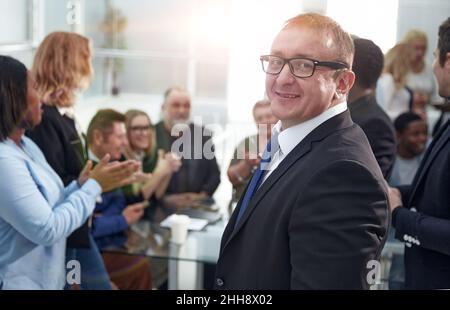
[388,186,403,213]
[163,193,195,211]
[165,152,182,172]
[89,154,141,192]
[244,152,261,169]
[122,202,145,225]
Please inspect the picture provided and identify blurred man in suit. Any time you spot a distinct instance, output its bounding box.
[214,13,389,290]
[388,17,450,289]
[348,38,396,179]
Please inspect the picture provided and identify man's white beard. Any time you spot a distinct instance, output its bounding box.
[172,117,190,126]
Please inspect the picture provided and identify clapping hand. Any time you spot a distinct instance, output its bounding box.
[78,154,141,192]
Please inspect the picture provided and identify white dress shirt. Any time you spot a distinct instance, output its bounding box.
[261,102,348,184]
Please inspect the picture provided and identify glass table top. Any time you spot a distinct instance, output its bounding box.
[107,219,227,264]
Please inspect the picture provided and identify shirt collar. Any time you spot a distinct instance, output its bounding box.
[273,101,347,157]
[57,106,75,119]
[87,148,101,163]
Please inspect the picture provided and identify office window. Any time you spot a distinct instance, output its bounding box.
[0,0,31,44]
[44,0,72,34]
[83,0,230,99]
[86,56,188,97]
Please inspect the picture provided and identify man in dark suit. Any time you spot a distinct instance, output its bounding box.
[348,38,396,179]
[214,13,389,290]
[388,17,450,289]
[154,87,221,213]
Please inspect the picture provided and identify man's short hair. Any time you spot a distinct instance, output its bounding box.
[283,13,354,68]
[0,56,28,142]
[394,112,424,133]
[438,17,450,66]
[352,38,384,89]
[163,86,188,104]
[252,99,271,118]
[87,109,125,145]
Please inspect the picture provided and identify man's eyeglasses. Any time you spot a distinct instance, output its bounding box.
[260,55,348,78]
[130,125,151,133]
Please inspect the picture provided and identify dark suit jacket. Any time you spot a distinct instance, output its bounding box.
[349,95,396,179]
[393,119,450,289]
[214,110,389,290]
[26,105,90,248]
[154,121,220,196]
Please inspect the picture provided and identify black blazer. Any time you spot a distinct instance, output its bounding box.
[214,110,389,290]
[154,121,220,196]
[393,119,450,289]
[349,95,396,179]
[26,105,90,248]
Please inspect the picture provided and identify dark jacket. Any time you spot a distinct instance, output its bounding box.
[26,105,90,248]
[91,190,129,250]
[214,111,389,289]
[393,120,450,289]
[155,121,220,195]
[349,94,396,179]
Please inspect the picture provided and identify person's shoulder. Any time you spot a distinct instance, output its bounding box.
[22,136,48,159]
[0,139,16,158]
[378,73,395,84]
[41,104,60,119]
[365,103,395,127]
[321,123,374,156]
[34,105,62,129]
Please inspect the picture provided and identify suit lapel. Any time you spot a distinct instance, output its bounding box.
[222,110,354,250]
[407,120,450,205]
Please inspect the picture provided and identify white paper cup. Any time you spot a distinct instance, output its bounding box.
[170,214,190,244]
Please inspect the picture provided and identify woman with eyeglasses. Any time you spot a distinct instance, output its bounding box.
[123,109,181,203]
[0,55,139,289]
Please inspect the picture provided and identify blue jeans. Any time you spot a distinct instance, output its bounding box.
[65,234,112,290]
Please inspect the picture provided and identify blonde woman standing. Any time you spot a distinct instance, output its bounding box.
[26,32,112,289]
[402,30,443,119]
[376,43,416,119]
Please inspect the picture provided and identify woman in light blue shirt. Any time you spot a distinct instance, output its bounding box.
[0,56,139,289]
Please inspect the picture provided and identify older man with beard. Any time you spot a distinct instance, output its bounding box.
[154,87,221,213]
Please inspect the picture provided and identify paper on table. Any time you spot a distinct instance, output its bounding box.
[160,214,208,231]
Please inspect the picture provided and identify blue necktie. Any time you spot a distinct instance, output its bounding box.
[235,135,279,226]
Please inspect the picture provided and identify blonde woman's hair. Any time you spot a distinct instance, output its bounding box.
[401,29,428,46]
[383,43,413,89]
[124,109,156,158]
[32,32,93,107]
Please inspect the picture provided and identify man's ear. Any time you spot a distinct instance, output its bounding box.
[334,70,355,100]
[445,51,450,70]
[93,129,104,147]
